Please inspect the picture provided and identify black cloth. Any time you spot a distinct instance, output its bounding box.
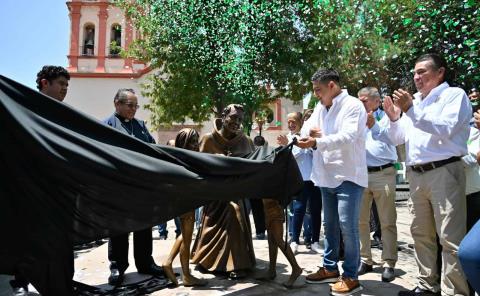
[0,75,303,295]
[249,198,266,235]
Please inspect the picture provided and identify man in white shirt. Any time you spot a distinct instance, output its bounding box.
[358,87,398,283]
[372,53,471,296]
[297,68,367,295]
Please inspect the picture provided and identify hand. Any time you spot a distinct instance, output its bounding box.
[477,150,480,165]
[309,127,322,138]
[296,137,317,149]
[383,95,402,122]
[474,110,480,129]
[392,88,413,113]
[277,134,288,146]
[366,111,375,129]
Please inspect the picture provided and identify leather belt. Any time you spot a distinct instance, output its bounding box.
[410,156,461,173]
[367,163,394,173]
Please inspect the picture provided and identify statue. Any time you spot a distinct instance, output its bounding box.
[191,104,256,279]
[162,128,207,287]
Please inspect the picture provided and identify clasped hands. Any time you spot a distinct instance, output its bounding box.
[295,127,322,149]
[276,128,322,149]
[382,88,413,122]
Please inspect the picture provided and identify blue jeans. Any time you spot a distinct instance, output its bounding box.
[292,181,322,244]
[459,219,480,294]
[321,181,364,279]
[303,211,312,243]
[158,217,181,237]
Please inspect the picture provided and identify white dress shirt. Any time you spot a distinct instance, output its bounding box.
[371,82,471,166]
[302,90,368,188]
[366,109,398,167]
[463,126,480,195]
[287,132,313,181]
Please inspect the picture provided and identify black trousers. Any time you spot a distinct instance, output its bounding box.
[249,198,266,235]
[108,228,154,272]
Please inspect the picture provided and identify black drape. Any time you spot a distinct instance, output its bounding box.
[0,75,302,295]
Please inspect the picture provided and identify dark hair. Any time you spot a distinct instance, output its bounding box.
[114,88,135,102]
[175,128,199,150]
[311,68,340,84]
[36,66,70,91]
[302,109,314,122]
[415,53,449,82]
[470,88,478,94]
[221,104,244,118]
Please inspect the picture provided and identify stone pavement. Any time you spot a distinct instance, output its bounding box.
[1,199,421,296]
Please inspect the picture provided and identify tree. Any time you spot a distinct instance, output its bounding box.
[116,0,319,133]
[304,0,479,94]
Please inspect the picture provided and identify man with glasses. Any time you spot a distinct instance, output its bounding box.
[103,88,163,286]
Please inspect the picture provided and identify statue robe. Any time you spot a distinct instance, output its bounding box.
[191,119,256,272]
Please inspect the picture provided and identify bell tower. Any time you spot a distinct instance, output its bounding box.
[66,0,147,76]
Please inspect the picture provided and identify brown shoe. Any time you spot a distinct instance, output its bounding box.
[306,267,339,284]
[330,276,362,295]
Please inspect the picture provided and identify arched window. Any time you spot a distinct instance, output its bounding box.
[110,24,122,56]
[83,24,95,56]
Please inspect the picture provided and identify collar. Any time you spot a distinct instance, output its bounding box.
[115,113,132,123]
[332,90,349,106]
[414,82,449,102]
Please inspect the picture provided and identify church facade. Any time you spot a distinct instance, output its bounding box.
[64,0,303,144]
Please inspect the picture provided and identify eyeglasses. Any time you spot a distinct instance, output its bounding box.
[120,101,140,109]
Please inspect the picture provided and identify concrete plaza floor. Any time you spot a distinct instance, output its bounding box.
[1,199,421,296]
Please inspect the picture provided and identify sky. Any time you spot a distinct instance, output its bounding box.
[0,0,70,89]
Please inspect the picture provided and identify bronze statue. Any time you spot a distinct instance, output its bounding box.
[256,199,302,288]
[162,128,207,287]
[191,104,256,279]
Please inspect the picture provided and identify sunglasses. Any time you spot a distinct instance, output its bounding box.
[119,101,140,109]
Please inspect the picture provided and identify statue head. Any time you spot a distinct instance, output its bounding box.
[221,104,244,136]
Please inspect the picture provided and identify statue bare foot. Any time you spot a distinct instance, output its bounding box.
[283,266,302,288]
[183,275,208,287]
[162,264,178,286]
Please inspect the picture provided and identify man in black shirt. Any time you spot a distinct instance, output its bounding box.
[103,88,163,286]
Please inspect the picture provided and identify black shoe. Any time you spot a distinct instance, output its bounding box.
[159,234,167,240]
[305,241,312,249]
[108,268,124,286]
[357,262,373,275]
[398,286,441,296]
[256,233,266,240]
[138,263,165,277]
[381,267,395,282]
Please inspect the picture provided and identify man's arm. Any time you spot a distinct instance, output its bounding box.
[404,90,471,138]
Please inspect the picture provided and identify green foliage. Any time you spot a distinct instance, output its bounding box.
[116,0,318,132]
[116,0,480,130]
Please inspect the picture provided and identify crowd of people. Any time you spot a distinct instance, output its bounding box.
[7,52,480,296]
